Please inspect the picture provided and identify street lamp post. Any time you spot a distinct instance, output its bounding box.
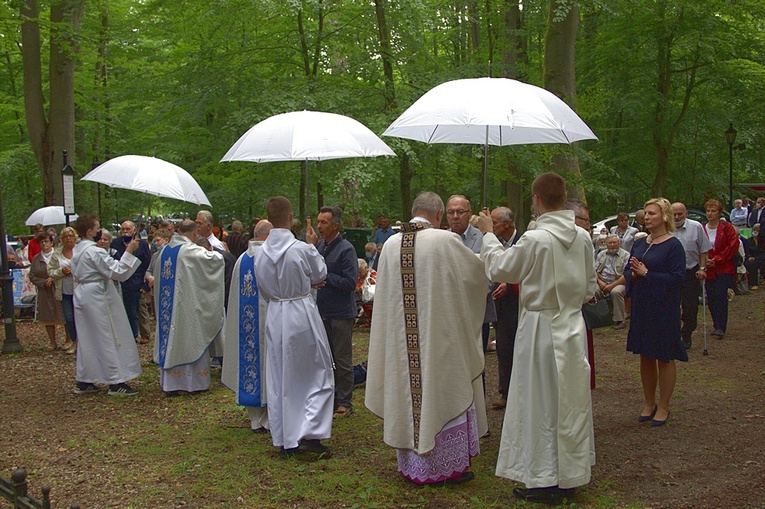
[0,188,22,353]
[724,123,745,211]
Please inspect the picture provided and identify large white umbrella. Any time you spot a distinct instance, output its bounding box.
[221,110,396,163]
[81,155,211,206]
[383,77,598,206]
[221,110,395,215]
[25,206,78,226]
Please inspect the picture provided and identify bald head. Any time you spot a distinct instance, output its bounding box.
[120,221,136,237]
[179,219,198,240]
[253,220,273,241]
[672,202,687,226]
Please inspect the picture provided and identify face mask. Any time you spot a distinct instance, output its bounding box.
[365,252,375,261]
[674,219,685,229]
[122,235,133,244]
[93,230,102,243]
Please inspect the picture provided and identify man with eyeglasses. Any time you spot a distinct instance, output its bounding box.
[446,195,496,379]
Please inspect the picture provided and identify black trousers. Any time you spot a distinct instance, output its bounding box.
[494,290,519,398]
[680,268,702,339]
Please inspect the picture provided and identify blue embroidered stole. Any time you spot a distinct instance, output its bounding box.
[157,244,181,367]
[237,254,262,407]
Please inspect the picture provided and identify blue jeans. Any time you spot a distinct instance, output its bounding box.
[706,274,734,332]
[122,289,141,339]
[61,293,77,342]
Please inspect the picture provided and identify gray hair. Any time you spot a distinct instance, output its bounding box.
[411,191,445,217]
[196,210,213,226]
[605,234,620,243]
[195,237,212,249]
[492,206,514,225]
[564,199,589,216]
[319,206,342,228]
[100,229,113,242]
[231,220,243,232]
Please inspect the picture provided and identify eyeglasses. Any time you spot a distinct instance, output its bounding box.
[446,209,470,217]
[576,216,591,224]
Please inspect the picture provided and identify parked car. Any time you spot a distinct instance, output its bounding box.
[592,207,730,239]
[342,227,374,259]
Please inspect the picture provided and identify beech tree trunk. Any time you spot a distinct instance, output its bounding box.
[543,0,586,202]
[21,0,84,207]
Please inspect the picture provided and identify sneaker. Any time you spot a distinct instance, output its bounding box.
[298,439,331,457]
[108,383,138,396]
[613,321,626,330]
[65,343,77,355]
[74,382,99,395]
[711,329,725,338]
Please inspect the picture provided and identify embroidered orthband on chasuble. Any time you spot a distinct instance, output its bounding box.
[399,221,430,449]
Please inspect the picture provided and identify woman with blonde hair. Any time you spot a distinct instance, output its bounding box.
[625,198,686,426]
[48,226,79,353]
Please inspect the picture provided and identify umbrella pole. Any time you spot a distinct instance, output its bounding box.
[304,161,310,220]
[482,126,489,209]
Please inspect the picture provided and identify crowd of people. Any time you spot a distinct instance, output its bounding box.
[2,183,764,506]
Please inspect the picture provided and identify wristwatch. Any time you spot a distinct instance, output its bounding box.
[699,267,707,271]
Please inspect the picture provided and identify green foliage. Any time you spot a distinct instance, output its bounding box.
[1,0,764,228]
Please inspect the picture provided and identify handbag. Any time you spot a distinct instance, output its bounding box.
[581,297,614,330]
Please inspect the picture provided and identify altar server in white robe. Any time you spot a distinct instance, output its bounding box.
[71,214,142,396]
[154,219,225,395]
[475,173,597,505]
[222,220,273,433]
[365,191,488,486]
[254,196,334,458]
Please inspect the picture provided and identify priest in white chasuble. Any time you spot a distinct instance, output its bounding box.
[222,220,273,433]
[154,219,225,395]
[365,191,488,486]
[476,172,597,506]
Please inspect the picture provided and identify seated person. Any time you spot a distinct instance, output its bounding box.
[595,234,629,329]
[355,258,376,326]
[745,223,765,290]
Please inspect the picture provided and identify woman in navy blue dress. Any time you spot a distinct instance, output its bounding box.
[625,198,686,426]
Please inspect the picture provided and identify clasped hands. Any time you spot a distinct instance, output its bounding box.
[470,211,493,234]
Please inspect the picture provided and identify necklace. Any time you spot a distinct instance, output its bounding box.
[648,231,669,244]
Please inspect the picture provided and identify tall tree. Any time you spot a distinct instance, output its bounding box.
[21,0,84,206]
[543,0,585,201]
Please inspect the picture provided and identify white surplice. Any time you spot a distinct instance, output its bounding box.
[365,226,488,456]
[481,209,597,490]
[253,229,334,450]
[153,235,225,392]
[71,240,142,385]
[221,240,269,430]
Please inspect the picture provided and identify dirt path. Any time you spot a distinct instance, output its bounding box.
[0,291,763,508]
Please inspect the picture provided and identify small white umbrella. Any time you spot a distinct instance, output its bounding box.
[221,110,396,213]
[383,77,598,206]
[81,155,211,206]
[25,206,78,226]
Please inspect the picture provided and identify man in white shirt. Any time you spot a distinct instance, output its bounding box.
[671,203,711,349]
[196,210,226,252]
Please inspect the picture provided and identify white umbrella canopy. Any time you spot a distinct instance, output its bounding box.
[81,155,211,206]
[383,77,597,145]
[25,206,78,226]
[220,110,396,163]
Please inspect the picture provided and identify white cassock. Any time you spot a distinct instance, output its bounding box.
[153,235,225,392]
[71,240,142,385]
[481,210,597,490]
[365,223,488,480]
[221,240,269,431]
[253,228,334,450]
